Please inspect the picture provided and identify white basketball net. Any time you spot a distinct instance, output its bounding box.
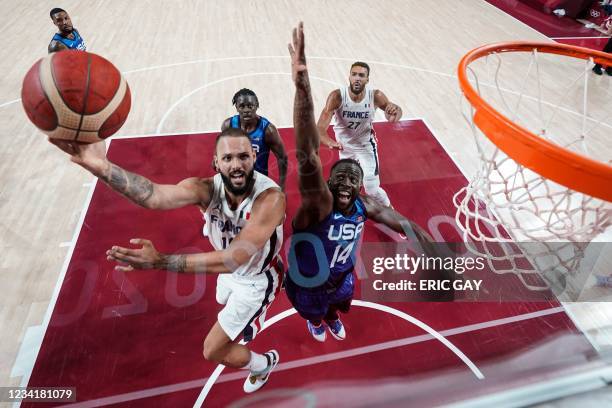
[454,47,612,291]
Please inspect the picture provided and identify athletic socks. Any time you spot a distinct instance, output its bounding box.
[243,351,269,374]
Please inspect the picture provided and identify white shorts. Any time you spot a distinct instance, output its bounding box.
[340,139,380,179]
[215,265,280,342]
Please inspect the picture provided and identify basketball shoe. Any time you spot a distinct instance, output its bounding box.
[243,350,279,393]
[326,319,346,340]
[307,320,326,342]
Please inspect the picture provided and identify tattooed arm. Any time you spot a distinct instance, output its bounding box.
[107,188,286,274]
[288,22,334,229]
[48,139,210,209]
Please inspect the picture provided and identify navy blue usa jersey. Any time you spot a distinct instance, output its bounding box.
[230,115,271,175]
[290,197,367,288]
[51,29,86,51]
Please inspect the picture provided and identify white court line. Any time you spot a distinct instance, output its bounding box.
[18,117,421,399]
[155,72,342,134]
[193,300,485,407]
[112,117,410,140]
[13,43,598,402]
[17,145,113,401]
[60,305,564,407]
[121,55,456,78]
[6,55,612,134]
[16,176,100,394]
[0,98,21,108]
[1,54,447,109]
[420,117,470,180]
[481,1,552,40]
[551,36,611,40]
[54,305,565,407]
[481,0,611,355]
[151,64,610,136]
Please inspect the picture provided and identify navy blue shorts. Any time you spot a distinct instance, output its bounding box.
[285,272,354,321]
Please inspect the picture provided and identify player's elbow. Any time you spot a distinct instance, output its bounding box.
[139,193,167,210]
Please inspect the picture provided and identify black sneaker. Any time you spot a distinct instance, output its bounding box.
[606,67,612,76]
[593,65,603,75]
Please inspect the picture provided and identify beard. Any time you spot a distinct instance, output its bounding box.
[220,168,255,196]
[350,83,363,94]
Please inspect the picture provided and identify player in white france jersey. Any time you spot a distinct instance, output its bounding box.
[317,62,402,207]
[50,127,285,393]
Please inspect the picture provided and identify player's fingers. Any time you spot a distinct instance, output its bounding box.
[292,27,298,48]
[129,238,150,247]
[48,138,75,154]
[108,245,138,257]
[107,251,142,265]
[114,265,135,273]
[108,257,130,266]
[298,22,305,53]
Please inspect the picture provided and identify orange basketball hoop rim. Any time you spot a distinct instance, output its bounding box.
[458,41,612,202]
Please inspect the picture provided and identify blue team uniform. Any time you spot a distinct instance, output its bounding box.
[50,29,86,51]
[230,115,271,175]
[286,197,367,320]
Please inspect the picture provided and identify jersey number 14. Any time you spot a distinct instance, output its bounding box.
[330,242,355,268]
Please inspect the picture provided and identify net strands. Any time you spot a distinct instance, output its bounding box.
[453,42,611,291]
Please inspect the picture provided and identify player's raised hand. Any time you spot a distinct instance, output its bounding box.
[48,138,108,173]
[106,238,162,272]
[288,22,307,85]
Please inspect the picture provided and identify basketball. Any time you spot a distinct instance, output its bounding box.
[21,51,131,143]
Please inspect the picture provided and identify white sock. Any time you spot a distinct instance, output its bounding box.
[243,351,268,373]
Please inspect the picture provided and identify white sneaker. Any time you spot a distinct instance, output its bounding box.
[307,320,326,342]
[326,319,346,340]
[553,8,566,16]
[243,350,279,393]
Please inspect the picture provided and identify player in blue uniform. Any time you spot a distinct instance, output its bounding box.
[286,23,439,341]
[48,8,86,53]
[221,89,288,190]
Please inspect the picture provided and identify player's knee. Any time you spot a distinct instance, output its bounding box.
[365,186,390,207]
[363,177,379,194]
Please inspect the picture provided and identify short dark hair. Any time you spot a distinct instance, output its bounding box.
[350,61,370,76]
[215,127,251,148]
[330,158,364,179]
[50,8,66,18]
[231,88,258,106]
